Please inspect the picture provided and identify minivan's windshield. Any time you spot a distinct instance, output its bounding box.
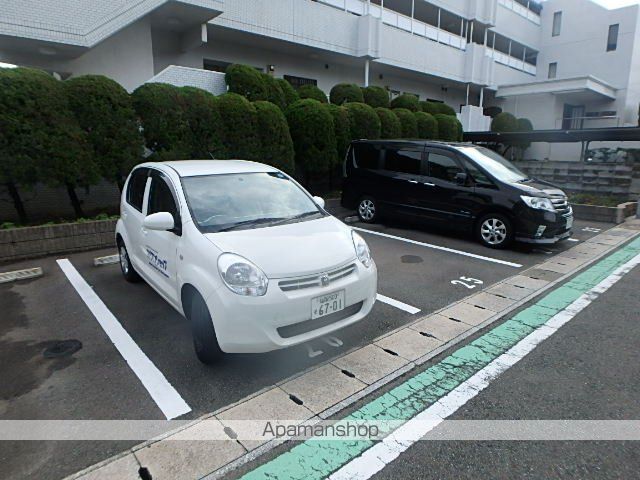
[457,146,529,184]
[182,172,324,233]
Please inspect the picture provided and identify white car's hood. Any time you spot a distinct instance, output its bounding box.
[204,216,357,278]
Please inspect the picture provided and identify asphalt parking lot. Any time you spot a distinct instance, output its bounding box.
[0,214,617,480]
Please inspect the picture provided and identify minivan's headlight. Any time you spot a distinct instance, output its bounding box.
[352,231,372,268]
[217,253,268,296]
[521,195,555,212]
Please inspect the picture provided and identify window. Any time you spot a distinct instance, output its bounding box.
[548,62,557,79]
[461,159,493,187]
[426,152,463,183]
[383,149,423,175]
[607,24,619,51]
[284,75,317,89]
[552,11,562,37]
[148,176,179,219]
[203,59,231,73]
[126,168,149,212]
[353,143,382,170]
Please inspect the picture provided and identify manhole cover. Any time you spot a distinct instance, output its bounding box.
[43,340,82,359]
[401,255,423,264]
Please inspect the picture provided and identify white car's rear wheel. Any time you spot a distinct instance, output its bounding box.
[118,243,141,282]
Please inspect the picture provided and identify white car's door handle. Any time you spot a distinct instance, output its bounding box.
[423,182,435,187]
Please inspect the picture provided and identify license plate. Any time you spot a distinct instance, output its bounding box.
[566,216,574,230]
[311,290,345,320]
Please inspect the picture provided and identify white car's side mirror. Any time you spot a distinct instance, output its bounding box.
[313,196,326,209]
[143,212,175,231]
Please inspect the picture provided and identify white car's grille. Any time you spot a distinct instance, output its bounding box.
[278,263,356,292]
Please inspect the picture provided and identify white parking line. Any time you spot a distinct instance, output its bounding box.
[56,259,191,420]
[353,227,523,268]
[376,294,421,314]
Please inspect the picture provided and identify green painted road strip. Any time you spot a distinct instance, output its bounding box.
[240,237,640,480]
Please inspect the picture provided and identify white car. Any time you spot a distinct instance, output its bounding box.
[115,160,377,363]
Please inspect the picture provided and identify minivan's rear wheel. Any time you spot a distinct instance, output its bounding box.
[476,214,513,249]
[190,292,223,364]
[118,242,141,282]
[357,196,378,223]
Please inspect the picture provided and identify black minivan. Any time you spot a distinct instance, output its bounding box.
[341,140,573,249]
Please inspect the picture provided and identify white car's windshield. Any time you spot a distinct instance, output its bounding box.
[458,146,529,184]
[182,172,324,233]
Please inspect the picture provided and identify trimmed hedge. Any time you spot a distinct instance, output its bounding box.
[254,100,295,173]
[414,111,438,140]
[276,78,300,108]
[376,107,402,139]
[179,86,224,159]
[515,117,533,150]
[345,102,381,141]
[330,83,364,105]
[297,84,328,103]
[262,74,286,110]
[491,112,518,132]
[326,104,351,165]
[362,86,390,108]
[394,108,419,138]
[217,93,260,160]
[435,114,459,141]
[64,75,144,190]
[421,101,456,117]
[225,64,268,101]
[285,99,336,176]
[390,94,420,112]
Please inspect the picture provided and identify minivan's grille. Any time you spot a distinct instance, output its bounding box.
[278,263,356,292]
[550,195,571,216]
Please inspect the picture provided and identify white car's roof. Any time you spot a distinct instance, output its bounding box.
[146,160,280,177]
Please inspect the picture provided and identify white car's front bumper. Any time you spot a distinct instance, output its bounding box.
[206,261,377,353]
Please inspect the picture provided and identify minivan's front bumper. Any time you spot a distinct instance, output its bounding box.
[515,207,573,244]
[206,261,377,353]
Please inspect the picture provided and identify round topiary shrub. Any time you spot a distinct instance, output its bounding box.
[217,93,259,160]
[285,99,336,177]
[414,111,438,140]
[179,86,224,159]
[330,83,364,105]
[421,101,456,117]
[225,64,268,101]
[276,78,299,108]
[326,104,351,165]
[344,102,381,140]
[65,75,144,189]
[515,117,533,151]
[253,100,295,173]
[491,112,518,132]
[262,74,286,110]
[393,108,419,138]
[435,114,459,141]
[297,84,328,103]
[390,94,420,112]
[362,86,390,108]
[456,118,464,141]
[376,107,402,139]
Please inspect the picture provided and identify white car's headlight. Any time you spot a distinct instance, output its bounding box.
[352,231,373,268]
[217,253,268,296]
[521,195,555,212]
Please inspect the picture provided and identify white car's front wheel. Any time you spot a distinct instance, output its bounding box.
[190,292,223,364]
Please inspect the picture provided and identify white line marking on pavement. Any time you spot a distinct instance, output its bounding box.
[353,227,523,268]
[56,259,191,420]
[376,294,421,314]
[329,253,640,480]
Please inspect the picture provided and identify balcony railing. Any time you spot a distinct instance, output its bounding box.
[485,49,537,75]
[498,0,541,25]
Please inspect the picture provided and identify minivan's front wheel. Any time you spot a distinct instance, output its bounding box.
[476,214,513,249]
[118,242,141,283]
[358,196,378,223]
[190,292,223,364]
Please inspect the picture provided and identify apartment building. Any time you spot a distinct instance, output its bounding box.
[1,0,639,159]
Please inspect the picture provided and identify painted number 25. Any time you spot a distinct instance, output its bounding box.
[451,276,484,289]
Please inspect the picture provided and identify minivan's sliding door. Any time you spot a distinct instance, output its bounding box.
[381,147,427,217]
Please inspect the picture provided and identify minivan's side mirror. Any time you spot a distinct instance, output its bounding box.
[313,196,326,209]
[455,172,468,186]
[143,212,175,231]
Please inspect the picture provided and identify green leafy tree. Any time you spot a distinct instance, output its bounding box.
[414,111,438,139]
[253,101,295,173]
[225,64,268,101]
[330,83,364,105]
[276,79,300,108]
[435,114,460,141]
[344,102,381,141]
[179,86,224,159]
[393,108,419,138]
[376,108,402,139]
[262,74,287,110]
[64,75,144,191]
[491,112,518,132]
[132,83,191,159]
[362,86,390,108]
[217,93,260,160]
[390,94,420,112]
[297,84,328,103]
[285,99,336,181]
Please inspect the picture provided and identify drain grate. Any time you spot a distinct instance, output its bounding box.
[43,340,82,359]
